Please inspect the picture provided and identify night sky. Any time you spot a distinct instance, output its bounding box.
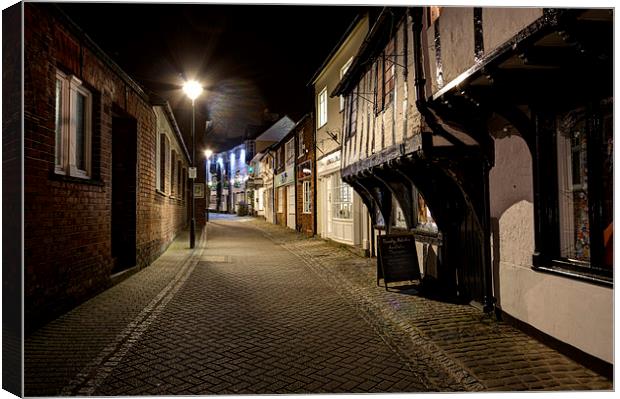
[58,2,367,151]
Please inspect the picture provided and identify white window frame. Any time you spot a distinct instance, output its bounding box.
[298,130,305,158]
[317,87,328,128]
[340,57,353,111]
[55,70,92,179]
[285,138,295,167]
[302,180,312,214]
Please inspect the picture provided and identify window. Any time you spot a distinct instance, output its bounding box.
[349,88,358,138]
[330,177,352,220]
[317,87,328,128]
[416,192,438,233]
[157,133,169,193]
[171,150,176,196]
[278,187,285,213]
[375,39,395,114]
[285,138,295,167]
[298,129,306,158]
[54,70,93,178]
[383,38,396,107]
[182,168,186,200]
[177,159,182,197]
[535,103,613,282]
[303,181,312,214]
[340,57,353,111]
[557,118,589,262]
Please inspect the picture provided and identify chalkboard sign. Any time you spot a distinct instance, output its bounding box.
[377,234,420,289]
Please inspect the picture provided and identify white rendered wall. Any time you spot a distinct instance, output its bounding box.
[491,135,613,363]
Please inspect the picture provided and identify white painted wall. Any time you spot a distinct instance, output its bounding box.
[490,135,613,363]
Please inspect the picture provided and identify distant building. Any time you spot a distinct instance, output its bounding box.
[293,114,316,236]
[273,129,297,229]
[208,116,295,214]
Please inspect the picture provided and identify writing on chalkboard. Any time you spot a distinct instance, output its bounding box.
[377,234,420,289]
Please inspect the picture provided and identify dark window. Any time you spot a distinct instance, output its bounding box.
[535,100,613,282]
[159,134,166,192]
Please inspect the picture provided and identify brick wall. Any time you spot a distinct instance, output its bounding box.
[24,3,189,332]
[295,115,315,235]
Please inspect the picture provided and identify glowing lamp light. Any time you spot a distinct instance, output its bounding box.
[183,80,203,101]
[204,149,213,158]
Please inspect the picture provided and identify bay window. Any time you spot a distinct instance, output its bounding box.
[330,177,352,220]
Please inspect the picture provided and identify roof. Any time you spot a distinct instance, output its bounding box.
[151,96,191,162]
[255,116,296,142]
[307,13,365,87]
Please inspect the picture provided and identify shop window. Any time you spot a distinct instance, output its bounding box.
[54,70,93,178]
[392,198,407,229]
[330,178,353,220]
[535,103,613,282]
[303,181,312,214]
[278,187,285,213]
[557,116,590,262]
[416,192,438,233]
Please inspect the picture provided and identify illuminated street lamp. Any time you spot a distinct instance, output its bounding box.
[183,80,203,249]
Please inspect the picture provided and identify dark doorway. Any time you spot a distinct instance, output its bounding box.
[111,111,137,274]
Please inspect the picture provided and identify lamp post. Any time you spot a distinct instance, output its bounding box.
[204,149,213,222]
[183,80,203,249]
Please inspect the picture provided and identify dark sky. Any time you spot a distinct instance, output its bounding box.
[58,2,367,151]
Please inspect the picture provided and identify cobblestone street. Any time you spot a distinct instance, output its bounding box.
[24,215,612,396]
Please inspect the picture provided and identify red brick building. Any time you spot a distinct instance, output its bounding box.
[23,3,193,331]
[293,114,316,235]
[273,130,296,229]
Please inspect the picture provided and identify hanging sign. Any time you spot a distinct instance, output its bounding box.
[377,234,420,289]
[188,167,197,179]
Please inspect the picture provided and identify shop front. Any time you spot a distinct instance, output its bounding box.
[317,150,370,252]
[275,166,295,230]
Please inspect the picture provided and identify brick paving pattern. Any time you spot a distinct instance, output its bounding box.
[24,215,612,396]
[251,218,613,392]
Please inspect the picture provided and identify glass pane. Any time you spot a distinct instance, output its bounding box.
[75,92,86,170]
[55,79,62,166]
[558,116,590,262]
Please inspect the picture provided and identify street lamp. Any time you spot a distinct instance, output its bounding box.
[183,80,203,249]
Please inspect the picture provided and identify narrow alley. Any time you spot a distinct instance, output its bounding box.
[25,216,611,396]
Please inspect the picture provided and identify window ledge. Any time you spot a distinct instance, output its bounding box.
[155,189,168,197]
[532,262,613,288]
[49,172,104,186]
